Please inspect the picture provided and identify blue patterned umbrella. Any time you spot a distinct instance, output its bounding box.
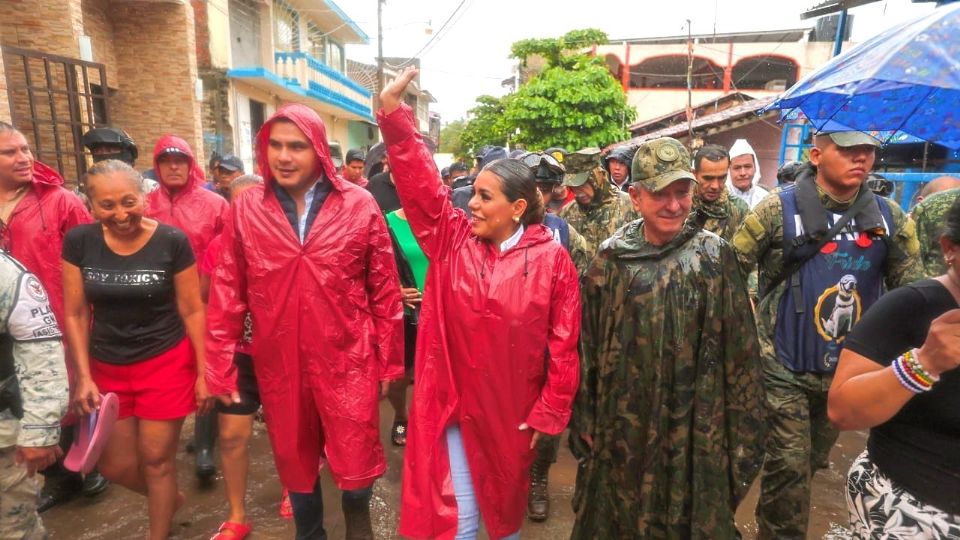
[763,3,960,149]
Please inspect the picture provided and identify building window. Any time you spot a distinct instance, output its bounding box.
[273,0,300,53]
[628,55,723,90]
[731,56,799,91]
[307,22,325,61]
[328,42,344,73]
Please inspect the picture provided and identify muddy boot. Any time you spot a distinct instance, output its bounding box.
[342,487,374,540]
[527,457,550,522]
[193,411,218,481]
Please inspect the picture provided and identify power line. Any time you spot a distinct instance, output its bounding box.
[389,0,470,69]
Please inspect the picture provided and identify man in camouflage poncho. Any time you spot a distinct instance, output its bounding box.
[571,137,766,539]
[912,185,960,277]
[733,132,922,539]
[690,144,750,241]
[559,148,637,253]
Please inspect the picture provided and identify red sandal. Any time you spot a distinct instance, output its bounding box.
[279,488,293,519]
[210,521,252,540]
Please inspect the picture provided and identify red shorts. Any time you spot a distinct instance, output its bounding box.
[91,338,197,420]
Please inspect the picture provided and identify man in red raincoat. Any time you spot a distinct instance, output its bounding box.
[146,135,229,480]
[0,122,99,508]
[205,103,404,540]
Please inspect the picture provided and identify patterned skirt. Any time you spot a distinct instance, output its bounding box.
[847,450,960,539]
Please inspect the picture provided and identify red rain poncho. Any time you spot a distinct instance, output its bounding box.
[9,161,91,335]
[146,135,228,263]
[379,105,581,539]
[205,103,404,492]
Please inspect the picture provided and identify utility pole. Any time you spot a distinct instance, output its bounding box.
[685,19,694,141]
[375,0,385,111]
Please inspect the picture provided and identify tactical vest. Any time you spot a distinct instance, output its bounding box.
[543,213,571,251]
[774,185,894,373]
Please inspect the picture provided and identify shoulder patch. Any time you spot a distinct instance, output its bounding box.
[8,273,61,341]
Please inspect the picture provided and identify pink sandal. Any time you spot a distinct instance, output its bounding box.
[210,521,252,540]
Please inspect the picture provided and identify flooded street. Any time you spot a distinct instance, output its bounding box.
[43,399,865,539]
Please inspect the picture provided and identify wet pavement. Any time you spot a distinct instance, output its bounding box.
[43,398,866,539]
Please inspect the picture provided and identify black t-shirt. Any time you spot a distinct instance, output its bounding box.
[366,172,401,213]
[843,279,960,513]
[62,223,195,364]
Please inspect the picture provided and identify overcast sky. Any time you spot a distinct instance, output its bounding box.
[338,0,936,122]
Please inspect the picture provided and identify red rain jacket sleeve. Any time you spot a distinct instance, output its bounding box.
[365,210,406,381]
[204,204,245,396]
[377,104,468,261]
[525,251,581,435]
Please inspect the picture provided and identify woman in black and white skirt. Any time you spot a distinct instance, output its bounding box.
[828,197,960,538]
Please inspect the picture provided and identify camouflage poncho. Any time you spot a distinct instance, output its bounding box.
[559,167,638,253]
[570,219,766,540]
[692,189,749,242]
[911,187,960,278]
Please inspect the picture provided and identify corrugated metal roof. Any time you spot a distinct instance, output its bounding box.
[613,96,779,148]
[628,92,756,132]
[800,0,880,19]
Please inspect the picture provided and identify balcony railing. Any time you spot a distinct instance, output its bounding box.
[275,52,372,119]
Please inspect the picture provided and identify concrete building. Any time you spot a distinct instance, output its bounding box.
[596,27,854,126]
[348,57,440,149]
[220,0,376,173]
[0,0,204,184]
[0,0,376,184]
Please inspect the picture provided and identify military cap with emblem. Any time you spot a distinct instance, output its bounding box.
[631,137,697,192]
[562,148,603,187]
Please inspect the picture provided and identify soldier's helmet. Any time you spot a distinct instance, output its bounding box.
[630,137,697,192]
[82,127,138,166]
[562,148,602,188]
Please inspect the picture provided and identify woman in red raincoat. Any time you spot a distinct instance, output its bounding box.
[380,69,580,539]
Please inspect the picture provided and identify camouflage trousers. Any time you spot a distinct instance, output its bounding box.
[756,354,838,540]
[0,446,46,540]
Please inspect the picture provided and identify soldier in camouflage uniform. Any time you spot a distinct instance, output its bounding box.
[559,148,637,253]
[733,131,922,539]
[518,150,593,522]
[570,137,766,539]
[912,187,960,278]
[690,144,749,241]
[0,251,69,539]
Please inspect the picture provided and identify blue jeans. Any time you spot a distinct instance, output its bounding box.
[446,425,521,540]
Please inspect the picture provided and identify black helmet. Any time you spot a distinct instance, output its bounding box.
[82,127,138,166]
[603,145,634,166]
[776,160,804,186]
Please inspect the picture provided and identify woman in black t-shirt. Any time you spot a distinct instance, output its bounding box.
[829,198,960,539]
[61,160,213,540]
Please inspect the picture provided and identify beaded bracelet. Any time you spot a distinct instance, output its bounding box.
[904,348,939,384]
[892,349,935,394]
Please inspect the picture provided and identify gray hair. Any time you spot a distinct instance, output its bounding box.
[86,159,146,195]
[230,174,263,191]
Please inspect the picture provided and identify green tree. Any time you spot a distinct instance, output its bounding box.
[439,119,466,157]
[504,29,636,150]
[459,95,511,158]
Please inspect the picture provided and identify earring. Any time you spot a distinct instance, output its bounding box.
[513,216,520,223]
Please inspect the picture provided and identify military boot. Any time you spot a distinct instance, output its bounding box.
[342,488,374,540]
[527,453,550,522]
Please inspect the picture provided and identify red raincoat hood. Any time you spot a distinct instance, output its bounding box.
[152,135,205,194]
[255,103,346,193]
[32,161,65,188]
